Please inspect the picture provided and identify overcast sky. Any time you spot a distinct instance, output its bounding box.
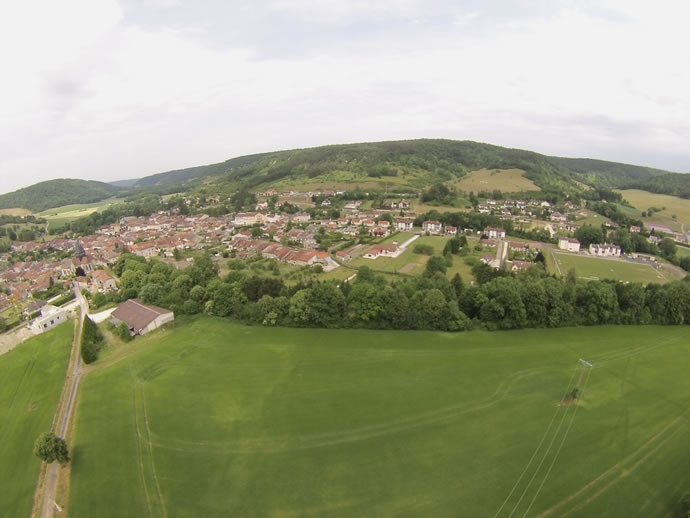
[1,0,689,194]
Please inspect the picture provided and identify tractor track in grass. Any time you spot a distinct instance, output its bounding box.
[147,367,550,454]
[537,408,690,517]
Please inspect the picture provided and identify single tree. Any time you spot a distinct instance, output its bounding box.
[33,432,70,464]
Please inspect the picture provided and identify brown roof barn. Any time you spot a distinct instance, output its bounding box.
[110,299,175,337]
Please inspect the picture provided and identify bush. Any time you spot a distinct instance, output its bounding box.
[81,316,104,364]
[116,322,132,342]
[413,244,434,255]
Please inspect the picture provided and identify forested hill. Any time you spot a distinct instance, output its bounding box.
[623,172,690,199]
[545,156,672,188]
[0,179,121,212]
[131,140,578,193]
[131,139,679,194]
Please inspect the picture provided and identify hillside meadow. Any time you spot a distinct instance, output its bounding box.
[618,189,690,231]
[69,317,690,517]
[0,323,73,517]
[453,168,541,193]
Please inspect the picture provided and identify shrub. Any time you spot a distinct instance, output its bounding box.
[413,244,434,255]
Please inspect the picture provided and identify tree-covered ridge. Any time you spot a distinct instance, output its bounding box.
[623,172,690,199]
[546,156,672,188]
[129,139,610,194]
[0,179,121,212]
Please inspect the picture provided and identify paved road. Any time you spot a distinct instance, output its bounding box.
[38,285,87,518]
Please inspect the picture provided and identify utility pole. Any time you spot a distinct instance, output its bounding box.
[577,359,593,388]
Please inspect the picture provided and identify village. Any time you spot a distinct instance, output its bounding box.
[1,186,688,341]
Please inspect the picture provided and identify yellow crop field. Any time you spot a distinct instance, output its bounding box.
[0,208,32,216]
[454,168,540,193]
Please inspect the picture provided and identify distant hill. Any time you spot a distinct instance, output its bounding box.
[623,172,690,199]
[109,179,139,188]
[133,140,584,194]
[545,157,672,188]
[132,139,680,195]
[133,153,272,188]
[0,179,121,212]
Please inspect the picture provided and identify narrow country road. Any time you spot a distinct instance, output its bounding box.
[36,285,87,518]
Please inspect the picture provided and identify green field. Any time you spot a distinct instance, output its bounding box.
[550,252,680,284]
[37,197,125,228]
[453,168,541,193]
[69,318,690,517]
[0,323,73,516]
[617,189,690,232]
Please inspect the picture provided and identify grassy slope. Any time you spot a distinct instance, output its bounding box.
[37,197,126,228]
[0,179,121,213]
[0,323,73,516]
[69,318,690,517]
[618,189,690,231]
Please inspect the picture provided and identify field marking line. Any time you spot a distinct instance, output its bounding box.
[149,368,550,454]
[521,368,592,517]
[140,383,168,518]
[561,410,689,518]
[492,365,579,518]
[537,408,690,518]
[507,380,579,517]
[128,364,155,518]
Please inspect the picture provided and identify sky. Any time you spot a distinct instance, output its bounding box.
[1,0,689,194]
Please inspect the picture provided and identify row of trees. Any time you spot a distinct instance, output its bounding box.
[117,252,690,333]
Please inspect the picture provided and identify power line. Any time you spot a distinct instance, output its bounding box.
[493,365,579,518]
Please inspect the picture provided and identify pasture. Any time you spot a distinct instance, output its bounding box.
[550,252,679,284]
[69,318,690,517]
[37,197,125,228]
[454,168,541,193]
[0,323,73,517]
[617,189,690,231]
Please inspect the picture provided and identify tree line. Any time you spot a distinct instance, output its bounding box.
[114,252,690,333]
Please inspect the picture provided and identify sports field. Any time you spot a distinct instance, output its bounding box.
[0,323,73,517]
[551,252,679,284]
[69,317,690,517]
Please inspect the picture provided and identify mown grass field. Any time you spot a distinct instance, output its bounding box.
[550,252,680,284]
[37,197,125,228]
[0,323,73,517]
[453,168,541,193]
[69,317,690,517]
[618,189,690,232]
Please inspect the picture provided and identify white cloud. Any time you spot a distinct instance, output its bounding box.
[1,0,689,193]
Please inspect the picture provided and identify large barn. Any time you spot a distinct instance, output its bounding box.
[110,299,174,337]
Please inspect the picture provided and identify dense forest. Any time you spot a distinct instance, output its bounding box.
[546,156,670,188]
[623,172,690,198]
[0,179,121,212]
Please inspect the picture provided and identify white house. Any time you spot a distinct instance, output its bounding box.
[558,237,581,253]
[484,227,506,240]
[589,243,621,257]
[396,219,414,232]
[423,220,442,234]
[31,305,69,334]
[363,244,401,259]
